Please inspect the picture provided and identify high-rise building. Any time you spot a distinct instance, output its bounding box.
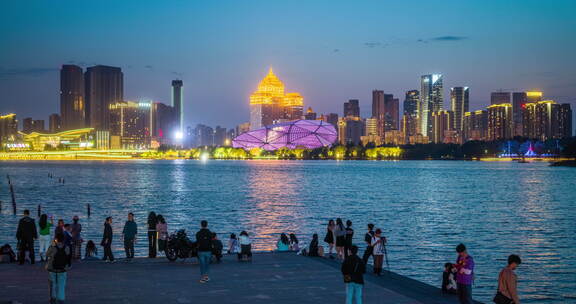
[60,65,85,130]
[450,87,469,132]
[512,92,527,137]
[249,68,303,130]
[404,90,419,116]
[487,103,513,140]
[344,99,360,118]
[85,65,123,131]
[214,126,227,146]
[365,118,378,136]
[109,101,152,148]
[49,114,61,133]
[372,90,385,139]
[523,100,569,140]
[236,122,250,136]
[325,113,339,128]
[402,90,419,140]
[151,102,176,143]
[0,113,18,146]
[22,118,45,133]
[419,74,443,137]
[526,91,543,103]
[463,110,488,142]
[304,107,317,120]
[559,103,573,138]
[490,92,511,105]
[344,118,364,146]
[384,94,399,131]
[193,124,215,147]
[172,80,184,135]
[431,110,454,143]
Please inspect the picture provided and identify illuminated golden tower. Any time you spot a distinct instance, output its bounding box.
[249,68,304,129]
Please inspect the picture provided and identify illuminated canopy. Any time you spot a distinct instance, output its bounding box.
[232,119,337,151]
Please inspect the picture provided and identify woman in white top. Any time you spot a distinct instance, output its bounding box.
[371,229,386,275]
[227,233,240,254]
[238,231,252,261]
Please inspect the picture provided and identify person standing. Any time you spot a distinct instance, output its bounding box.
[147,212,158,258]
[495,254,522,304]
[324,219,335,259]
[46,233,71,304]
[238,231,252,261]
[16,209,38,265]
[101,217,114,262]
[54,219,65,238]
[196,220,213,283]
[156,215,168,255]
[335,218,346,260]
[38,214,54,261]
[455,243,475,304]
[341,245,365,304]
[122,213,137,260]
[344,220,354,259]
[362,224,375,264]
[70,216,82,260]
[371,229,386,275]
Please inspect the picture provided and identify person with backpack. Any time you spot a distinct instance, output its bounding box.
[455,243,475,304]
[494,254,522,304]
[196,220,213,283]
[341,245,365,304]
[362,224,375,264]
[46,233,71,304]
[101,217,114,262]
[16,209,38,265]
[122,213,137,260]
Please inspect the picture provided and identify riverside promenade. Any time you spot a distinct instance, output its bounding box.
[1,252,472,304]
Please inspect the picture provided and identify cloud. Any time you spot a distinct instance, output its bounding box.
[332,48,340,53]
[0,67,58,79]
[429,36,468,41]
[144,65,153,70]
[364,42,381,48]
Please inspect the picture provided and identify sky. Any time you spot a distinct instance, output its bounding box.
[1,0,575,131]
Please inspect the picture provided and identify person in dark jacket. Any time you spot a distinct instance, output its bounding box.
[307,233,324,257]
[16,209,38,265]
[341,245,365,304]
[46,232,71,304]
[362,224,375,264]
[196,220,212,283]
[122,213,137,259]
[147,212,158,258]
[101,217,114,262]
[344,220,354,259]
[211,232,223,263]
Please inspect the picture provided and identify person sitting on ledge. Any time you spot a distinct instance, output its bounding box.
[84,240,99,260]
[211,232,223,263]
[238,231,252,261]
[307,234,324,257]
[227,233,239,255]
[277,233,290,252]
[289,233,299,251]
[442,262,458,294]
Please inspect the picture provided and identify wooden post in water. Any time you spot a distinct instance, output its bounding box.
[10,183,16,215]
[87,203,91,217]
[38,204,41,217]
[0,200,2,213]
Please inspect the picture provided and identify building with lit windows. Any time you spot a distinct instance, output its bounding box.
[60,65,86,130]
[526,91,543,103]
[490,92,511,105]
[0,113,18,147]
[523,100,572,140]
[487,103,513,140]
[419,74,443,138]
[304,107,317,120]
[463,110,488,142]
[372,90,385,139]
[450,87,469,133]
[171,80,183,135]
[343,99,360,118]
[49,114,62,133]
[19,128,96,151]
[512,92,527,137]
[559,103,573,138]
[431,110,455,143]
[384,94,399,131]
[85,65,124,131]
[109,101,152,149]
[249,68,303,130]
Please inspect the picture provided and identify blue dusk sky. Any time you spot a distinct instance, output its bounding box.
[1,0,575,130]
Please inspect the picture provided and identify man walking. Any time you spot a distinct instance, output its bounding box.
[122,213,137,260]
[46,233,71,304]
[455,243,475,304]
[341,245,365,304]
[101,217,114,262]
[496,254,522,304]
[196,220,213,283]
[362,223,375,264]
[16,209,38,265]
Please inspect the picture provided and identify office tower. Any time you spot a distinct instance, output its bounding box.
[365,118,378,136]
[60,65,85,130]
[463,110,488,142]
[344,99,360,118]
[172,80,184,134]
[526,91,543,103]
[0,113,18,146]
[193,124,215,147]
[249,68,303,130]
[214,126,227,146]
[152,102,177,141]
[450,87,469,132]
[431,110,454,143]
[85,65,123,130]
[384,94,399,131]
[372,90,385,138]
[419,74,443,137]
[109,101,152,148]
[512,92,527,137]
[325,113,339,128]
[559,103,573,138]
[49,114,61,133]
[344,118,364,146]
[487,103,513,140]
[490,92,511,105]
[304,107,317,120]
[22,118,33,133]
[404,90,419,116]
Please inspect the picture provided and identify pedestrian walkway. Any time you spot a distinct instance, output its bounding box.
[1,252,470,304]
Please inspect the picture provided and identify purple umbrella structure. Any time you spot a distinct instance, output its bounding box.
[232,120,337,151]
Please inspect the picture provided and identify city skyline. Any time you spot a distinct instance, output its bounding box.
[1,1,575,130]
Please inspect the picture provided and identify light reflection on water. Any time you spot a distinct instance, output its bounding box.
[0,160,575,303]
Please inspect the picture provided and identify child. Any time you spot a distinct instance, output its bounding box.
[442,262,458,294]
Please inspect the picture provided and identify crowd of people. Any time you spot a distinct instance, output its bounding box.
[4,211,523,304]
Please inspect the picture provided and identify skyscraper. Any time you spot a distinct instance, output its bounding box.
[0,113,18,146]
[85,65,123,131]
[49,114,61,133]
[463,110,488,142]
[431,110,454,143]
[325,113,339,128]
[384,94,399,131]
[403,90,419,116]
[172,80,184,135]
[523,100,569,140]
[450,87,469,133]
[372,90,385,139]
[490,92,511,105]
[419,74,443,137]
[526,91,543,103]
[109,101,152,148]
[512,92,527,137]
[60,64,85,130]
[487,103,513,140]
[559,103,573,138]
[402,90,419,139]
[344,99,360,118]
